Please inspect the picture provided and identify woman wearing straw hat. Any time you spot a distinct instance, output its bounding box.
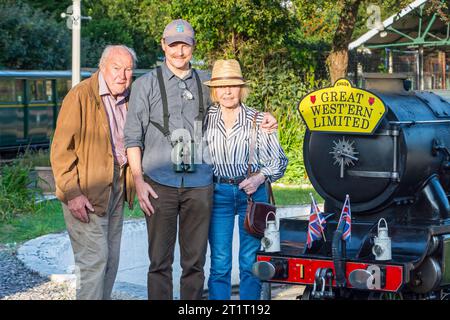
[204,59,288,300]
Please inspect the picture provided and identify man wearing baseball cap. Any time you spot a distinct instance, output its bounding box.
[124,19,277,300]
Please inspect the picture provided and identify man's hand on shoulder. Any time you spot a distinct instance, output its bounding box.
[261,112,278,133]
[68,195,94,223]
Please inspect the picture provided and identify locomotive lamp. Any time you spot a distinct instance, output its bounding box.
[261,213,280,253]
[372,218,392,261]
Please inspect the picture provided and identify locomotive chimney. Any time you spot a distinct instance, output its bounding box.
[362,73,411,93]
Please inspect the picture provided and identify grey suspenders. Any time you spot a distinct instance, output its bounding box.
[149,66,205,145]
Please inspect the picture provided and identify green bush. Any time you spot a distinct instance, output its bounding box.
[0,161,42,222]
[246,63,329,185]
[0,0,70,69]
[17,148,51,167]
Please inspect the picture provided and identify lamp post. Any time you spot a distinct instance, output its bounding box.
[61,1,91,87]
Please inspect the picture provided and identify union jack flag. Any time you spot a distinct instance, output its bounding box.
[338,195,351,242]
[306,195,326,248]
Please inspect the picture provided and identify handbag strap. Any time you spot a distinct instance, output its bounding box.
[267,181,275,205]
[246,112,276,206]
[247,112,258,176]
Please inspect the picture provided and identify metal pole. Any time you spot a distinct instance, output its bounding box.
[72,0,81,87]
[419,45,424,91]
[388,49,393,74]
[357,61,363,88]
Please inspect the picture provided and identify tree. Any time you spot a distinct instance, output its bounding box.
[298,0,448,83]
[81,18,134,67]
[170,0,298,69]
[326,0,363,83]
[19,0,169,68]
[0,0,70,69]
[82,0,170,68]
[23,0,72,18]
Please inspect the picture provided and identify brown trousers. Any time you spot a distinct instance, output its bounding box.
[63,164,124,300]
[144,177,213,300]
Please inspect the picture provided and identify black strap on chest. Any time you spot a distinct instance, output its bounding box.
[150,66,205,140]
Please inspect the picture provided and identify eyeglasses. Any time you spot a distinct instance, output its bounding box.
[178,80,194,100]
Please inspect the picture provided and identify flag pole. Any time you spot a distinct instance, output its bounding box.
[310,193,326,242]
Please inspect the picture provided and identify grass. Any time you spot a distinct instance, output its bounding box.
[272,185,322,206]
[0,186,323,245]
[0,200,144,244]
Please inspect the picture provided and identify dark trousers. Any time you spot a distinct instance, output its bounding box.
[144,177,213,300]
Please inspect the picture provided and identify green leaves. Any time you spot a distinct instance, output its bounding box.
[0,1,70,69]
[0,161,41,222]
[170,0,296,67]
[244,59,329,185]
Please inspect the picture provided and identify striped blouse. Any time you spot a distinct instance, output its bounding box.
[204,103,288,182]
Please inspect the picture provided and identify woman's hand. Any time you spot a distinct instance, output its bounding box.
[239,173,266,195]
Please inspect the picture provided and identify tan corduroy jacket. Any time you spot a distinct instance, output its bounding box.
[50,71,135,216]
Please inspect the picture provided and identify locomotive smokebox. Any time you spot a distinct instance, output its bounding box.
[301,75,450,216]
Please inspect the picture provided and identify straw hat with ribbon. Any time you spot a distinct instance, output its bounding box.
[204,59,248,87]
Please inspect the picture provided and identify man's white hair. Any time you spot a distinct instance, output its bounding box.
[98,45,138,68]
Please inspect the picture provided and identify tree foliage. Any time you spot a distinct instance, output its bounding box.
[170,0,298,68]
[295,0,441,82]
[23,0,72,19]
[81,0,170,68]
[0,0,70,69]
[18,0,169,68]
[81,18,134,67]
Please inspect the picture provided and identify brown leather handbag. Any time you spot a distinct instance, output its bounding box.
[243,113,277,238]
[244,183,276,238]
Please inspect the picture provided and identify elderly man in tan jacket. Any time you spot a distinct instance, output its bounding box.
[50,45,136,300]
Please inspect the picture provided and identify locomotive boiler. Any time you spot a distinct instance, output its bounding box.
[253,74,450,300]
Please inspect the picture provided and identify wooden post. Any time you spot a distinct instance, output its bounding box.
[440,51,446,89]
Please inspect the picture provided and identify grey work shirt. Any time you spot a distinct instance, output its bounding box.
[124,62,213,188]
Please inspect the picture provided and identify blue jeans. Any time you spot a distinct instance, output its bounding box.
[208,182,268,300]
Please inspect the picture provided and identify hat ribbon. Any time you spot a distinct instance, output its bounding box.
[210,76,244,81]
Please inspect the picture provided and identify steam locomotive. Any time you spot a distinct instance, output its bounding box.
[253,74,450,300]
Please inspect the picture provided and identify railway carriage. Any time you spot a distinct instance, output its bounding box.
[0,70,147,152]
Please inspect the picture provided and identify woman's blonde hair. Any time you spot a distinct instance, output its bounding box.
[210,85,250,104]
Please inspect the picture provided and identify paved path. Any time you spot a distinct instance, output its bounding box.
[16,205,309,300]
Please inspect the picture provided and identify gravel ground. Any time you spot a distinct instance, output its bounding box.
[0,244,75,300]
[0,244,140,300]
[0,243,302,300]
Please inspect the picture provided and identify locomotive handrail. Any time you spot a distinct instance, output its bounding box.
[389,120,450,125]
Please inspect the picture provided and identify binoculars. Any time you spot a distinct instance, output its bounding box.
[173,137,196,173]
